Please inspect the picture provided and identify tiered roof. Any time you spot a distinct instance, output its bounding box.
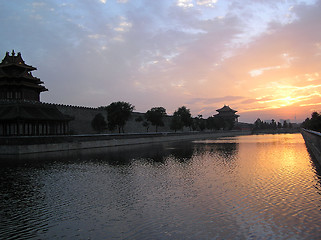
[216,105,238,113]
[0,50,48,93]
[215,105,240,121]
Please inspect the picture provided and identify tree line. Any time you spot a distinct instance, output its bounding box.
[301,112,321,132]
[91,101,237,133]
[253,118,293,130]
[89,101,321,134]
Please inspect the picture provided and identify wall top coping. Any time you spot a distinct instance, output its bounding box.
[0,100,97,109]
[303,128,321,137]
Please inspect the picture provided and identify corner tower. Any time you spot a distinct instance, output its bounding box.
[0,50,47,101]
[0,51,71,136]
[215,105,240,123]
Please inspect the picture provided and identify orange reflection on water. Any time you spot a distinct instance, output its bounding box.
[193,133,318,233]
[230,134,317,228]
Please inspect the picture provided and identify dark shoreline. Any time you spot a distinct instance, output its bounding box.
[0,131,252,155]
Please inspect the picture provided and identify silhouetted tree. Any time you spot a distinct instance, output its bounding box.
[283,120,288,128]
[194,115,206,131]
[224,117,236,130]
[105,101,134,133]
[135,115,150,132]
[310,112,321,132]
[277,122,282,129]
[174,106,193,130]
[91,113,107,133]
[135,116,144,122]
[254,118,263,129]
[206,116,216,130]
[302,112,321,132]
[170,114,183,132]
[206,116,224,130]
[271,119,277,129]
[143,121,150,132]
[253,118,282,131]
[145,107,166,132]
[301,117,311,129]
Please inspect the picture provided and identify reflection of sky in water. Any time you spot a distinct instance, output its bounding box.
[194,133,306,144]
[1,133,321,239]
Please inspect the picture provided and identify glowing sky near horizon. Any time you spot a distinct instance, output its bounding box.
[1,0,321,123]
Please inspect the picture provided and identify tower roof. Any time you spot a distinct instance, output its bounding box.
[216,105,237,113]
[0,50,36,71]
[0,51,48,101]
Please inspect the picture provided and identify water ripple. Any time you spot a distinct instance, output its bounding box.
[1,134,321,239]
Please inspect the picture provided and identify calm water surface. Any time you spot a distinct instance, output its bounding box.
[1,133,321,239]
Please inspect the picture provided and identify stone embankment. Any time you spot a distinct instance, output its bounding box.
[0,131,251,155]
[301,129,321,164]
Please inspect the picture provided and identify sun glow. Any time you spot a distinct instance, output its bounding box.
[258,94,315,107]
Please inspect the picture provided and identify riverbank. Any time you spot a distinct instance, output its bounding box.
[301,129,321,164]
[0,131,252,155]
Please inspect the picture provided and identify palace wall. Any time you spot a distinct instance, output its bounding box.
[54,104,174,134]
[55,104,104,134]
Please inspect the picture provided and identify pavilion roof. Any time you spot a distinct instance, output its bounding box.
[0,51,48,93]
[0,50,36,71]
[216,105,237,113]
[0,79,48,91]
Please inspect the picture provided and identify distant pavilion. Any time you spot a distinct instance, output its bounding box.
[0,50,71,136]
[215,105,239,123]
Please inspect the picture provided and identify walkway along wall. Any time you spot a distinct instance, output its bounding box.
[0,131,251,155]
[301,129,321,164]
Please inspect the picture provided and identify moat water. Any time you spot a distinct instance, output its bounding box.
[1,133,321,239]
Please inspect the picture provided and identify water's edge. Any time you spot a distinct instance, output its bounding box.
[0,131,252,155]
[301,128,321,164]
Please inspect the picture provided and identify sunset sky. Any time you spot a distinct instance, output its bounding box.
[1,0,321,123]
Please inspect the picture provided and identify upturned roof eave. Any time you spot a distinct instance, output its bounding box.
[216,106,237,113]
[0,82,48,92]
[0,63,37,71]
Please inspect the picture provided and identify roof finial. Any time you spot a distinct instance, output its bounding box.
[11,49,15,56]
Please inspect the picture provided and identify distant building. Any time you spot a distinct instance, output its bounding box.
[215,105,239,123]
[0,50,71,136]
